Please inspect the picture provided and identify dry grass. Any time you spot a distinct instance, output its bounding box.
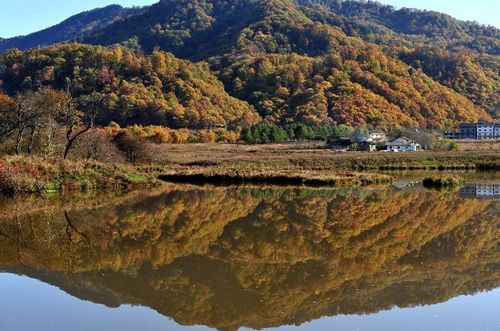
[0,155,158,195]
[144,142,500,170]
[2,142,498,194]
[455,139,500,152]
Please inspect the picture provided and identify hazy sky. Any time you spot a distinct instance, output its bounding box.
[0,0,499,38]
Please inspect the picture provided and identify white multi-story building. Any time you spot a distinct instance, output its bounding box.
[444,121,500,139]
[476,122,495,139]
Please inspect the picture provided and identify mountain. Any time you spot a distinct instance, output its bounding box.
[297,0,500,54]
[0,5,142,54]
[294,0,500,117]
[82,0,500,127]
[0,0,498,129]
[86,0,500,57]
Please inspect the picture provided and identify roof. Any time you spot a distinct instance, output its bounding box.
[386,137,420,146]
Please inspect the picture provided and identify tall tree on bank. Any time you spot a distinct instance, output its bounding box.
[57,92,102,160]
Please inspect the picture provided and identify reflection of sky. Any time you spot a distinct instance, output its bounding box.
[259,291,500,331]
[0,273,210,331]
[1,273,499,331]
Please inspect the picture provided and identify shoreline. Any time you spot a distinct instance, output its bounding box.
[1,147,499,195]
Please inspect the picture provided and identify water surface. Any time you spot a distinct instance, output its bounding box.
[0,180,498,331]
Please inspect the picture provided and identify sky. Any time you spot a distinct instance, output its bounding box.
[0,0,499,38]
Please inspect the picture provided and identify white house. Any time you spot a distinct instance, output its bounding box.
[386,137,421,152]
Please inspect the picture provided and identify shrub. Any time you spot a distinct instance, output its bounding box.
[113,132,149,163]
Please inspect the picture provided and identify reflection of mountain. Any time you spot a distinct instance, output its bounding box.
[0,185,499,331]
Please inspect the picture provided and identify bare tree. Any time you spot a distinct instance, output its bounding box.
[0,95,21,141]
[0,91,57,154]
[57,92,103,160]
[0,95,32,149]
[1,89,70,155]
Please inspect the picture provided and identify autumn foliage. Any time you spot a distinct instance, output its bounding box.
[1,0,497,132]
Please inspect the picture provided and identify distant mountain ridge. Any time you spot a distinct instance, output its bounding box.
[0,5,143,53]
[297,0,500,54]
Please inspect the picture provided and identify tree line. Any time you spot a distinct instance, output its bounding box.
[241,123,351,144]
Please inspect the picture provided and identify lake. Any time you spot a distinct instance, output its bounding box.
[0,179,498,331]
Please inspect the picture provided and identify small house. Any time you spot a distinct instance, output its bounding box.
[385,137,421,152]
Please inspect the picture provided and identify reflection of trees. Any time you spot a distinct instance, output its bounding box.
[0,185,498,331]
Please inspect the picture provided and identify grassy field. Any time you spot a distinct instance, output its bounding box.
[159,169,393,187]
[454,139,500,152]
[139,142,497,188]
[146,142,500,171]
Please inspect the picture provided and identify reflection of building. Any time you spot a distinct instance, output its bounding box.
[392,181,418,190]
[460,184,500,199]
[444,121,500,140]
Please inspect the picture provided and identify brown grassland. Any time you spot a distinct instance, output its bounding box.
[145,142,499,170]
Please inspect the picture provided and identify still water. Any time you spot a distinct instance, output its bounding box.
[0,180,498,331]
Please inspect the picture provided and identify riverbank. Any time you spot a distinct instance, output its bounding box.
[0,155,392,195]
[0,156,158,195]
[151,144,498,188]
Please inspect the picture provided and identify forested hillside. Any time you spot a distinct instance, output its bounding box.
[84,0,499,125]
[298,0,499,53]
[1,0,498,130]
[295,0,500,116]
[0,44,258,129]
